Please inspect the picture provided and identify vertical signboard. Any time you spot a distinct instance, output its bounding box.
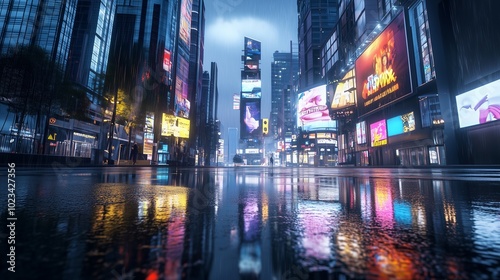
[356,12,412,116]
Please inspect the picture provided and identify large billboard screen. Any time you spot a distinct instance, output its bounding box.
[356,12,412,116]
[356,121,367,144]
[163,49,172,72]
[370,119,388,147]
[161,114,190,139]
[244,37,261,61]
[240,99,261,139]
[297,84,336,131]
[456,78,500,128]
[175,56,190,118]
[387,112,415,136]
[179,0,192,49]
[241,79,261,98]
[331,69,356,109]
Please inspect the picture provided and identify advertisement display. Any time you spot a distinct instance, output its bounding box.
[161,114,190,139]
[241,79,261,98]
[240,99,261,139]
[233,94,240,110]
[297,84,335,131]
[163,49,172,72]
[387,112,415,136]
[244,63,259,71]
[179,0,193,49]
[143,112,154,158]
[242,79,261,92]
[175,56,190,118]
[455,78,500,128]
[356,121,367,144]
[370,119,388,147]
[244,37,261,60]
[356,12,412,116]
[331,69,356,109]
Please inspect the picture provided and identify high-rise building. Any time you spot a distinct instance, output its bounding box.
[240,37,263,165]
[0,0,110,158]
[297,0,339,90]
[271,45,299,140]
[0,0,78,68]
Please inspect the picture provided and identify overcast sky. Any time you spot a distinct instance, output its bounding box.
[203,0,298,138]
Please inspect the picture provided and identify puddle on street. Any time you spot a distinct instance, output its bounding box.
[0,167,499,279]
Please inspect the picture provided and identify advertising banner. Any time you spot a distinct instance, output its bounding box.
[179,0,193,49]
[356,121,367,144]
[297,84,335,131]
[331,69,356,109]
[356,12,412,116]
[387,112,415,136]
[175,56,190,118]
[240,99,261,139]
[161,114,190,139]
[370,119,387,147]
[244,37,261,61]
[456,78,500,128]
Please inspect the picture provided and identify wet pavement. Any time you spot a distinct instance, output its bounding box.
[1,166,499,279]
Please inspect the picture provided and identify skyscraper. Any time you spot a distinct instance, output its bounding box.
[271,44,299,140]
[297,0,339,90]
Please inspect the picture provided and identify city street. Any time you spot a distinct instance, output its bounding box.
[1,166,500,279]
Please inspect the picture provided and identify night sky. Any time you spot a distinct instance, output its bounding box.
[203,0,298,139]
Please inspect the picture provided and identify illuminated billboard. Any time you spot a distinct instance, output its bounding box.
[241,79,261,98]
[356,121,367,144]
[175,56,190,118]
[387,112,415,136]
[143,112,154,159]
[233,94,240,110]
[370,119,388,147]
[356,12,412,116]
[297,84,336,131]
[179,0,192,49]
[244,63,259,71]
[240,99,261,139]
[163,49,172,72]
[456,78,500,128]
[161,114,190,138]
[244,37,261,61]
[331,69,356,109]
[242,79,261,92]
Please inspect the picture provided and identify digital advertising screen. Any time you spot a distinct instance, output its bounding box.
[356,121,367,144]
[387,111,415,136]
[331,69,356,109]
[297,84,336,131]
[163,49,172,72]
[161,114,190,139]
[370,119,388,147]
[240,99,261,139]
[455,78,500,128]
[233,94,240,110]
[174,56,190,118]
[355,12,412,116]
[244,37,261,61]
[242,79,261,91]
[244,63,259,71]
[179,0,193,49]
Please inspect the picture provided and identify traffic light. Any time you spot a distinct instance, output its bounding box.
[262,118,268,135]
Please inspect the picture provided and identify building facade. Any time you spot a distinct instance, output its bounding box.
[321,0,500,166]
[297,0,339,90]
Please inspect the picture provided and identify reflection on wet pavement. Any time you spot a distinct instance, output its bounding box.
[0,167,499,279]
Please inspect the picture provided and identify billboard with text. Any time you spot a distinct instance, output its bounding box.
[356,12,412,116]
